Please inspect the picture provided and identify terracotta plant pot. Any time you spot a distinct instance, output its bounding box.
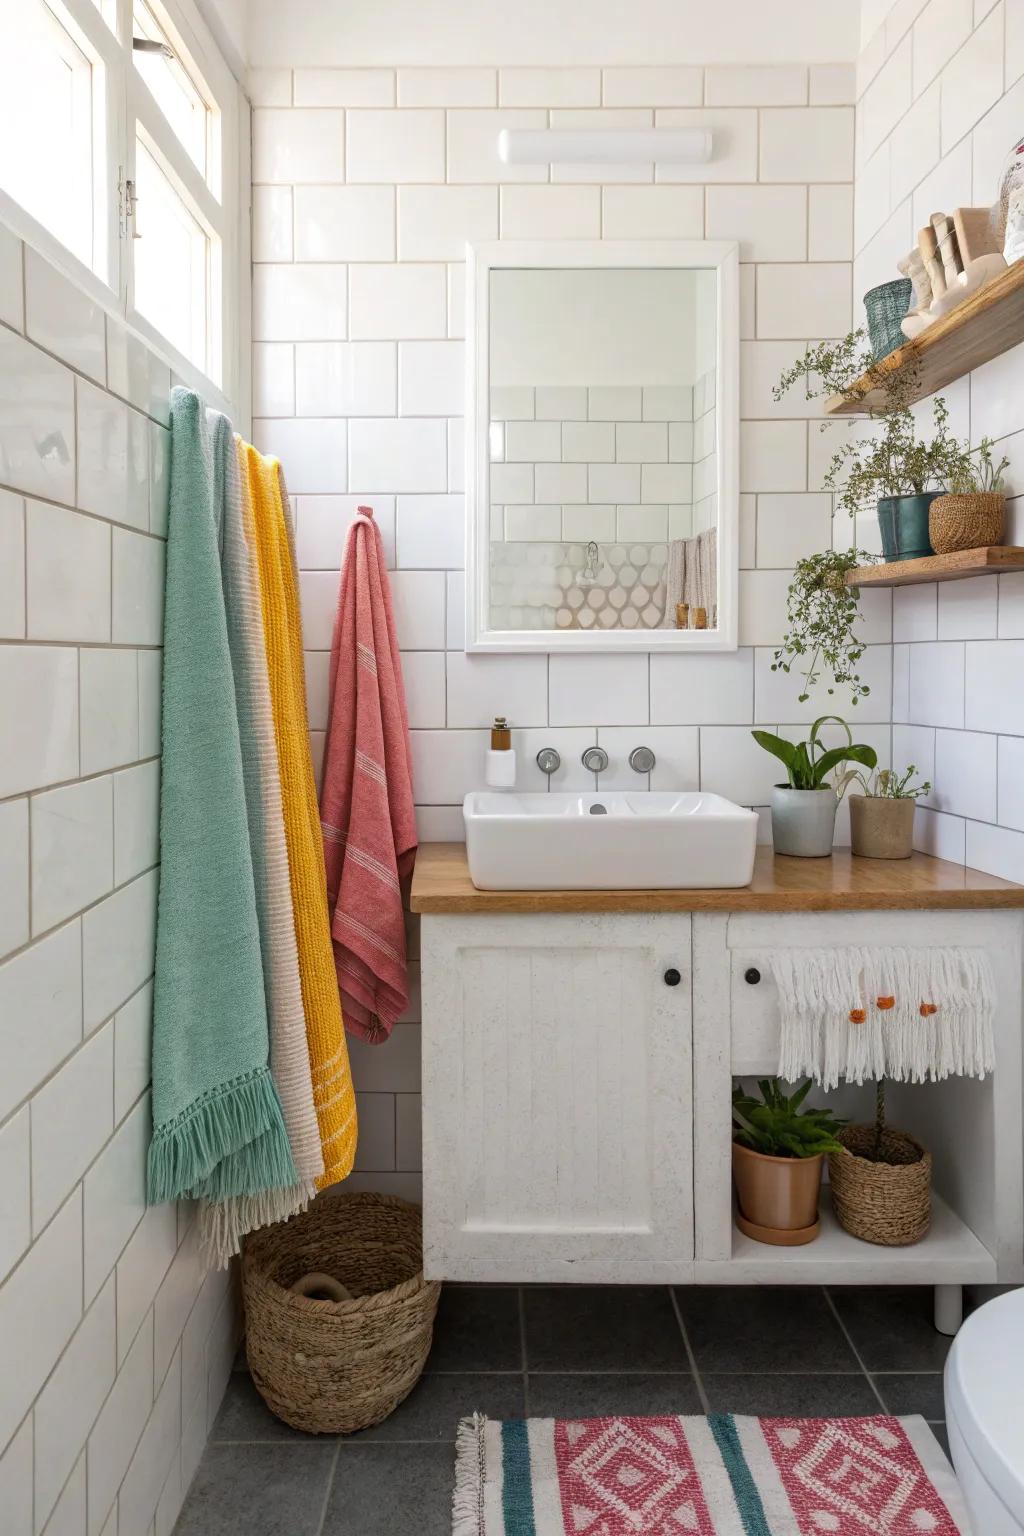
[929,491,1005,554]
[849,795,915,859]
[732,1140,823,1246]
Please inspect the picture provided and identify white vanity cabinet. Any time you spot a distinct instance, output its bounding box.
[414,847,1024,1293]
[420,913,694,1282]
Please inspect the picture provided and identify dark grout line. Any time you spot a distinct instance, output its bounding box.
[518,1285,531,1417]
[669,1286,710,1414]
[822,1287,888,1414]
[312,1439,342,1536]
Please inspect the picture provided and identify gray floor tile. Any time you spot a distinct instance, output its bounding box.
[527,1373,702,1418]
[523,1286,689,1372]
[703,1374,882,1417]
[675,1287,859,1374]
[828,1287,952,1372]
[427,1285,522,1372]
[872,1373,946,1419]
[174,1443,335,1536]
[323,1443,453,1536]
[350,1371,524,1442]
[211,1374,325,1442]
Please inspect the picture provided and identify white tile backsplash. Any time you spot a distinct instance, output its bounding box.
[26,501,111,643]
[253,108,345,182]
[0,1192,82,1452]
[549,653,650,726]
[253,264,348,341]
[349,263,447,340]
[31,777,114,937]
[25,249,106,383]
[0,326,76,506]
[293,185,395,263]
[295,341,396,417]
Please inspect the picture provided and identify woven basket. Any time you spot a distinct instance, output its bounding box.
[864,278,913,361]
[828,1125,931,1246]
[242,1192,441,1434]
[929,491,1005,554]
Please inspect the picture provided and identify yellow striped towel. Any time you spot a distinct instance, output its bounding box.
[239,440,357,1188]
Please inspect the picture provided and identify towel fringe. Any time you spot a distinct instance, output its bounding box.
[769,946,996,1088]
[197,1180,318,1269]
[147,1068,297,1205]
[452,1414,487,1536]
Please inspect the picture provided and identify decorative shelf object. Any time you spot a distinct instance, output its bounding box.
[845,546,1024,588]
[825,260,1024,416]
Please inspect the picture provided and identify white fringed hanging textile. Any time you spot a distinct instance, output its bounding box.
[769,947,996,1089]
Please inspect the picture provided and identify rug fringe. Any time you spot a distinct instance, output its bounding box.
[452,1413,487,1536]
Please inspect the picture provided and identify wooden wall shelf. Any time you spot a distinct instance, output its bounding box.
[845,546,1024,587]
[825,260,1024,416]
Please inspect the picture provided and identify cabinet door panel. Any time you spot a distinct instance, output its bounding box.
[421,913,693,1282]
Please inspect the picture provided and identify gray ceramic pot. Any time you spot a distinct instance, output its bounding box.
[771,785,838,858]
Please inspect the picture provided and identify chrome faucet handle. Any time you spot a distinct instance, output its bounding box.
[535,747,561,775]
[581,745,609,774]
[629,745,656,774]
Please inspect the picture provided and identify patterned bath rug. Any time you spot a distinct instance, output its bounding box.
[452,1412,971,1535]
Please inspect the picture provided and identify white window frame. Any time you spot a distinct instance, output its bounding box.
[0,0,244,410]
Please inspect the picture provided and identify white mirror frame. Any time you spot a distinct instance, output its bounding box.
[464,239,740,653]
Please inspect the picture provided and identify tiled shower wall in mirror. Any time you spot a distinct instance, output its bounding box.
[249,61,884,1200]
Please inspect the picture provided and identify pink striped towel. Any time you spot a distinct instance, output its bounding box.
[320,507,418,1042]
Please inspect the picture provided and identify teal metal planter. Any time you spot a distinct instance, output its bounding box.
[877,493,940,562]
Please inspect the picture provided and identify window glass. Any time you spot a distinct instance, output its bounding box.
[0,0,96,269]
[132,0,209,181]
[133,137,212,372]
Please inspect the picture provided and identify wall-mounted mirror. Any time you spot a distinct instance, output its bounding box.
[465,240,738,652]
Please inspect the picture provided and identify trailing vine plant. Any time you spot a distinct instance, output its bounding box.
[771,548,874,705]
[770,331,979,704]
[773,331,973,528]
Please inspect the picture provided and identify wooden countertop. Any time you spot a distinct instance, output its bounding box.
[410,843,1024,914]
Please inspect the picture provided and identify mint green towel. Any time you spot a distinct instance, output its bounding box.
[148,387,297,1206]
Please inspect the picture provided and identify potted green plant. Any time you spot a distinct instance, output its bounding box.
[929,437,1011,554]
[772,547,880,707]
[732,1078,846,1246]
[774,331,974,561]
[848,765,931,860]
[752,715,878,857]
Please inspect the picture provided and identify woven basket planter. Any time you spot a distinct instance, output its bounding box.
[242,1192,441,1434]
[828,1125,931,1246]
[929,491,1005,554]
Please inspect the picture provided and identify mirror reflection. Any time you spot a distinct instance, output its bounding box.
[488,266,718,634]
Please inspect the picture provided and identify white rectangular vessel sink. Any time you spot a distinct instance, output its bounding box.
[463,790,759,890]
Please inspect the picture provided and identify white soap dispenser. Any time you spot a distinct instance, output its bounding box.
[484,716,517,789]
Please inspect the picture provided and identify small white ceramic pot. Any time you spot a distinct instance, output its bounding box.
[771,785,838,858]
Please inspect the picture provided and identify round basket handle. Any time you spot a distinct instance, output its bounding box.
[290,1271,352,1303]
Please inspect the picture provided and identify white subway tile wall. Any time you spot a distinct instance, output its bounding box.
[250,62,862,1199]
[856,0,1024,883]
[0,234,236,1536]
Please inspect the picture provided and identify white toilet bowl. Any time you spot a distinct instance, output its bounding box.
[944,1288,1024,1535]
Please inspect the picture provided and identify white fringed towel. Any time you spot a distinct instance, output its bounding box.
[770,947,996,1089]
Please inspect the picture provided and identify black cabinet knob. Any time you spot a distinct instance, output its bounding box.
[744,967,761,985]
[663,968,681,986]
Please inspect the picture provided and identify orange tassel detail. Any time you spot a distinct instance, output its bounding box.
[849,1008,866,1024]
[876,995,895,1010]
[920,1002,938,1016]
